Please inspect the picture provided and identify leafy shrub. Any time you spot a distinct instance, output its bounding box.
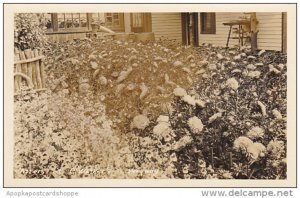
[14,13,48,50]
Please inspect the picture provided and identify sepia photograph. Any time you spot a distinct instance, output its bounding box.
[3,3,297,187]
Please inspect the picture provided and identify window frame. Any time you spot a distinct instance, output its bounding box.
[45,13,90,34]
[104,13,125,32]
[200,12,216,34]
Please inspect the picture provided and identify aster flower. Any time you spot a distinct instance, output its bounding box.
[153,122,172,141]
[233,136,253,151]
[131,114,150,130]
[226,78,239,90]
[247,142,266,160]
[267,140,285,158]
[156,115,169,123]
[188,116,204,134]
[247,127,264,140]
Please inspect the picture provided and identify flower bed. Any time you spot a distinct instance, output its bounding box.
[14,39,287,179]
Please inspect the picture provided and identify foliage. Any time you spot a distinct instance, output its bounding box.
[14,13,48,50]
[167,45,287,179]
[14,38,287,179]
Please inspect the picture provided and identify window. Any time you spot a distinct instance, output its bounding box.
[57,13,87,30]
[200,13,216,34]
[44,13,52,30]
[131,13,142,28]
[92,13,105,25]
[104,13,124,31]
[105,13,122,26]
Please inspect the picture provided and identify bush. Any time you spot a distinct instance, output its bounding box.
[14,13,48,50]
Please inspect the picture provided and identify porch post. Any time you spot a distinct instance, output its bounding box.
[124,13,131,32]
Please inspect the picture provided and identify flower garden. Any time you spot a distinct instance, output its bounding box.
[14,14,287,179]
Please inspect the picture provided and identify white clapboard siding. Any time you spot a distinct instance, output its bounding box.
[198,12,245,47]
[198,12,283,51]
[257,12,282,51]
[151,13,182,42]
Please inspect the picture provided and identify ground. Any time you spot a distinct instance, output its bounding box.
[14,37,287,179]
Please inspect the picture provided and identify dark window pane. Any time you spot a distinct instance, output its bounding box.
[200,13,216,34]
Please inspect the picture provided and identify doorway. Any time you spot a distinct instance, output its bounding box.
[130,13,152,33]
[181,12,199,46]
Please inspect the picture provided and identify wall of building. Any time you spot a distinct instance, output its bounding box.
[198,12,283,51]
[151,13,182,42]
[256,12,282,51]
[198,12,244,47]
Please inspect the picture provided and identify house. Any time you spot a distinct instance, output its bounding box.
[44,12,287,53]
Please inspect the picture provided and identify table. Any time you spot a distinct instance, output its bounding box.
[223,20,250,48]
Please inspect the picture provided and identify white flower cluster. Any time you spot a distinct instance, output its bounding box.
[233,136,253,151]
[247,142,267,160]
[226,78,239,90]
[156,115,169,123]
[182,94,196,106]
[267,140,285,159]
[173,87,206,109]
[233,136,266,161]
[153,122,174,141]
[247,126,264,140]
[131,114,150,130]
[173,87,187,97]
[187,116,204,134]
[248,71,261,79]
